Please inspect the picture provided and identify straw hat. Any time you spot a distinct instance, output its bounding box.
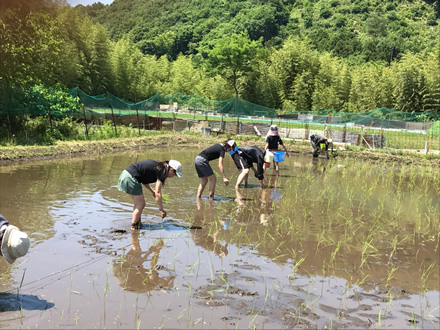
[1,225,30,264]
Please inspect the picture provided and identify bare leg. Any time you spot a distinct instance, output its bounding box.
[274,161,279,171]
[236,168,250,188]
[129,194,146,230]
[197,177,209,199]
[208,174,217,199]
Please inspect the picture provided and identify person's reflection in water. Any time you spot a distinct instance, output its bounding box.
[112,231,175,293]
[311,158,327,177]
[260,171,280,226]
[191,199,228,258]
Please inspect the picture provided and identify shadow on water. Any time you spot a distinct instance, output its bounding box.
[140,219,202,231]
[0,293,54,312]
[200,195,234,201]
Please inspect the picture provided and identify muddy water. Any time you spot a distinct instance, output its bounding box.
[0,148,438,329]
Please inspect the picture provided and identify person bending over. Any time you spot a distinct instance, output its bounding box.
[310,133,332,159]
[118,160,182,230]
[227,140,266,188]
[195,140,233,199]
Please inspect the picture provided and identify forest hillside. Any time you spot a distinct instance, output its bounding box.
[1,0,440,117]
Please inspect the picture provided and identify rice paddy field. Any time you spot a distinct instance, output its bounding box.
[0,147,438,329]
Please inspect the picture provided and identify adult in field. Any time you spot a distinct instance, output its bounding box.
[227,140,266,188]
[0,214,30,264]
[265,125,289,171]
[195,140,233,199]
[118,160,182,230]
[310,133,332,159]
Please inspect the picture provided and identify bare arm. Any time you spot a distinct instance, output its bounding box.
[154,179,166,218]
[218,156,229,185]
[143,183,156,198]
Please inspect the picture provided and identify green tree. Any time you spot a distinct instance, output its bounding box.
[267,37,319,109]
[392,53,426,112]
[293,70,314,111]
[111,37,144,100]
[204,32,263,97]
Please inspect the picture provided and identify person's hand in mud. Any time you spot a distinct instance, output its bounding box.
[223,177,229,185]
[159,209,167,218]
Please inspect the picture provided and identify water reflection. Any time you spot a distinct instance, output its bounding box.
[260,171,280,225]
[191,199,229,258]
[0,150,438,329]
[112,231,175,293]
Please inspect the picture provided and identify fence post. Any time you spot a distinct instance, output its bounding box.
[343,124,347,143]
[360,125,364,147]
[380,127,383,149]
[48,106,53,131]
[110,105,117,136]
[82,103,89,139]
[305,122,309,140]
[236,114,240,135]
[7,113,13,140]
[136,108,140,135]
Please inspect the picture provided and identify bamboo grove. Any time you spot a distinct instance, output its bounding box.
[1,0,440,118]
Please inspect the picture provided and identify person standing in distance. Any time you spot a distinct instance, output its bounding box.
[265,124,289,171]
[195,140,233,200]
[118,160,182,230]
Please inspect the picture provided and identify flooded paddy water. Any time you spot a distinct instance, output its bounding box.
[0,147,439,329]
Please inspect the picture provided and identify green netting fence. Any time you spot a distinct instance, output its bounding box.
[1,86,439,152]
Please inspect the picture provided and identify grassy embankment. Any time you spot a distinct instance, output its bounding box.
[0,130,439,167]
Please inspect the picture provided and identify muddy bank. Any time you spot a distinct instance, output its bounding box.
[0,131,438,167]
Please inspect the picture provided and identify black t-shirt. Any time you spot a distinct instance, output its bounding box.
[239,146,265,180]
[198,144,226,161]
[266,135,284,150]
[125,160,165,184]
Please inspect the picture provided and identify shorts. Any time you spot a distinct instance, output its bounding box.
[232,153,251,171]
[195,155,214,178]
[118,170,143,195]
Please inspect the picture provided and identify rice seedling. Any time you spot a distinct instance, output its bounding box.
[386,266,398,287]
[376,308,381,329]
[421,262,436,295]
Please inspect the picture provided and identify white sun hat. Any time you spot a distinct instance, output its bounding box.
[1,225,30,264]
[169,160,183,178]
